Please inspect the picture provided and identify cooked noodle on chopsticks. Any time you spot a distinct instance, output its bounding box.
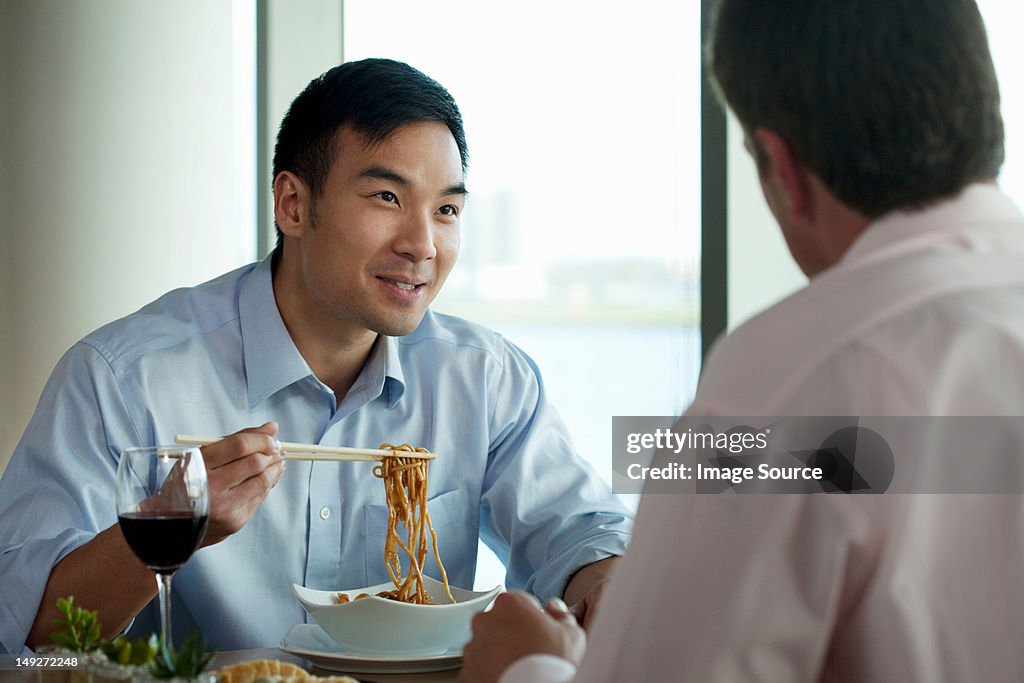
[346,443,455,605]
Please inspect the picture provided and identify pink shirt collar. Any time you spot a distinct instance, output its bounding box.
[840,182,1024,271]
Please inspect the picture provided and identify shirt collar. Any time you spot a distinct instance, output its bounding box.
[382,335,406,407]
[341,333,407,412]
[239,255,408,409]
[841,182,1024,270]
[239,256,314,409]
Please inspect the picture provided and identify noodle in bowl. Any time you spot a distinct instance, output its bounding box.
[291,577,501,656]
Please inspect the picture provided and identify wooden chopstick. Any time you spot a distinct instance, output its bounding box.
[174,435,436,461]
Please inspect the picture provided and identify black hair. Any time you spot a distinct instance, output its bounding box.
[272,58,468,243]
[707,0,1004,218]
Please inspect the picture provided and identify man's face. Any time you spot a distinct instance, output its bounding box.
[285,121,466,338]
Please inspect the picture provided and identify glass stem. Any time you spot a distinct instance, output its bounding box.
[156,571,175,666]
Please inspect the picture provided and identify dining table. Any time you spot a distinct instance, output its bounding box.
[0,648,460,682]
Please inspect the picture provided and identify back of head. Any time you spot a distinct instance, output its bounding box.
[706,0,1004,218]
[272,58,468,240]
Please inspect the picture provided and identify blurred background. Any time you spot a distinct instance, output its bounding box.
[1,0,1022,587]
[0,0,714,481]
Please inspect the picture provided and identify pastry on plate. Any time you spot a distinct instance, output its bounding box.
[217,658,357,683]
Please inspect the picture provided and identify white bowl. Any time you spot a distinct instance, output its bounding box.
[291,577,501,656]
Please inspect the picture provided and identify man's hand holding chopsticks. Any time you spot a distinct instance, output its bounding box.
[198,421,285,546]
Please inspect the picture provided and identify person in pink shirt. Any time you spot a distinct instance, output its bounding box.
[460,0,1024,681]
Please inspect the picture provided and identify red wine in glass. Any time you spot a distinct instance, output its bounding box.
[116,446,209,665]
[117,511,209,573]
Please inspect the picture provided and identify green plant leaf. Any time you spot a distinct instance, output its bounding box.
[101,633,159,666]
[149,629,215,679]
[48,596,102,652]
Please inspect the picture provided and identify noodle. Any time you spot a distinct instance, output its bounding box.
[368,443,454,605]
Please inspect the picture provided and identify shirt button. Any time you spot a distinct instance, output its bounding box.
[319,506,331,520]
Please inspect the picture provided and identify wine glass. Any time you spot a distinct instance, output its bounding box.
[116,446,210,664]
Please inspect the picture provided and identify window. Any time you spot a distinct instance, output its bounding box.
[345,2,703,587]
[978,0,1024,207]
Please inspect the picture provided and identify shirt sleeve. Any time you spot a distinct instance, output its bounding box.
[499,654,577,683]
[0,341,142,654]
[478,341,633,600]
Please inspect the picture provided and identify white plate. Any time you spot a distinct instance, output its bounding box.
[280,623,462,674]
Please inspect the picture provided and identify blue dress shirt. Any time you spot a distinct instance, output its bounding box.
[0,256,632,653]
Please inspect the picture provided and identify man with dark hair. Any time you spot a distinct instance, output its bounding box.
[458,1,1024,681]
[0,58,631,653]
[272,58,470,242]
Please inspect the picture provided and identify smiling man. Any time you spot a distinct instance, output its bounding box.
[272,119,466,398]
[0,58,632,654]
